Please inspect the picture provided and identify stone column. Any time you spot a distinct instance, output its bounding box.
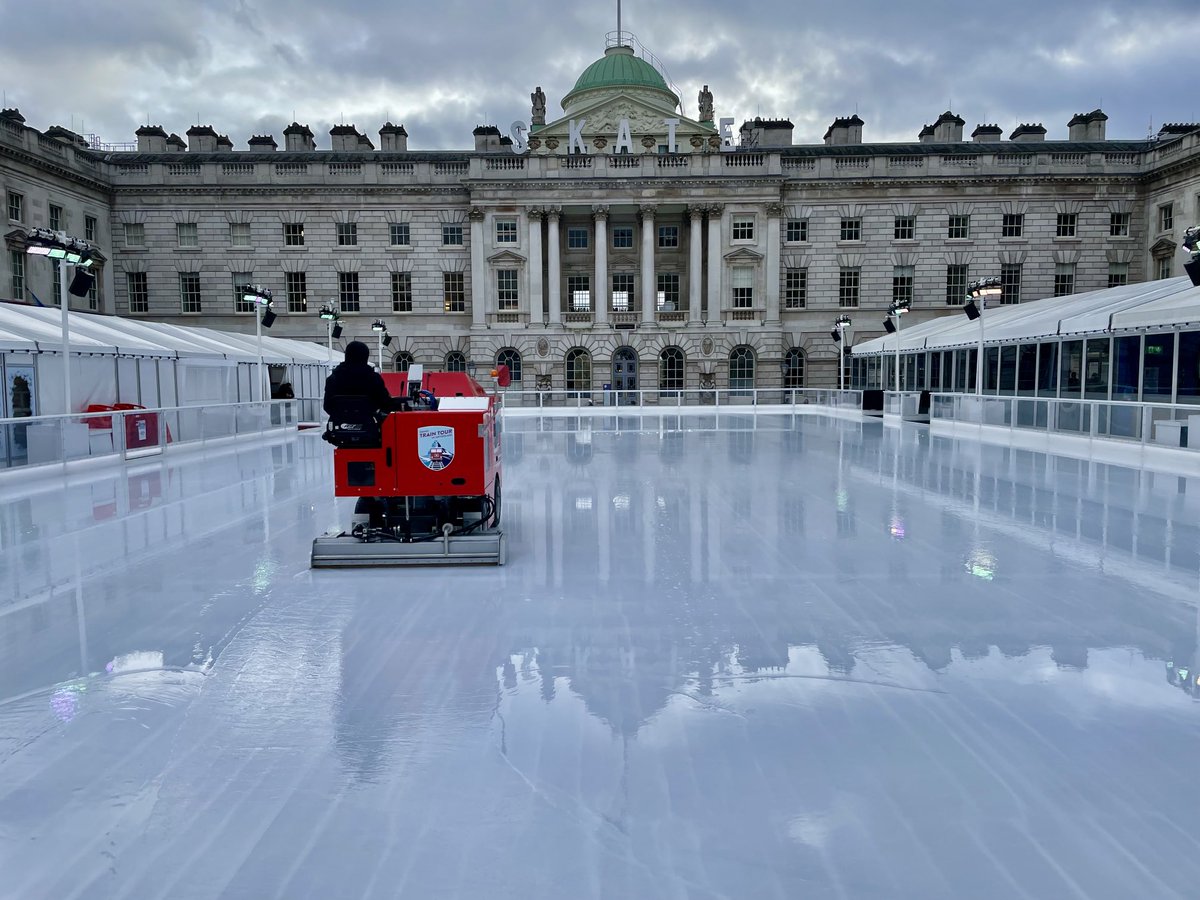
[706,204,723,321]
[593,205,609,325]
[546,207,562,326]
[688,206,703,325]
[640,204,656,326]
[469,208,486,328]
[765,202,783,325]
[526,207,543,326]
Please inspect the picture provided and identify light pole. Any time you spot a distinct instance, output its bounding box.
[830,315,852,392]
[23,228,95,414]
[964,277,1001,395]
[240,284,274,401]
[883,298,910,393]
[319,304,342,363]
[371,319,392,371]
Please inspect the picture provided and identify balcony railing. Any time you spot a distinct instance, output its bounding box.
[563,311,594,325]
[488,311,529,326]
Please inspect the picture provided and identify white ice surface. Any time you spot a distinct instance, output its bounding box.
[3,416,1200,899]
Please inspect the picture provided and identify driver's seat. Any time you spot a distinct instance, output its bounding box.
[323,396,384,448]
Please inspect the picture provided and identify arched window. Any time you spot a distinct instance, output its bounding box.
[783,347,806,388]
[729,345,756,395]
[445,351,467,372]
[659,346,684,396]
[565,347,591,393]
[393,350,415,373]
[496,347,522,383]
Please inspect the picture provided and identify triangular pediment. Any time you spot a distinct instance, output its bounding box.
[487,249,527,265]
[1150,237,1177,257]
[534,91,715,154]
[724,247,764,262]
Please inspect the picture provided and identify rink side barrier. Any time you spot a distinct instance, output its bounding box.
[495,388,864,416]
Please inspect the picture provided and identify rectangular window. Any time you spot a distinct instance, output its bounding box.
[1108,262,1130,288]
[840,218,861,241]
[1110,212,1131,236]
[1001,262,1022,304]
[443,272,465,312]
[1160,203,1174,232]
[495,220,517,244]
[731,267,754,308]
[126,271,148,314]
[839,268,860,307]
[339,271,360,312]
[656,273,679,310]
[7,191,23,222]
[230,222,251,247]
[1002,214,1024,238]
[442,224,463,246]
[336,222,358,246]
[893,216,915,240]
[233,272,255,312]
[1056,213,1077,238]
[612,226,634,249]
[391,272,412,312]
[946,264,969,305]
[497,269,519,310]
[1053,262,1076,296]
[283,223,305,246]
[87,274,98,311]
[179,272,202,313]
[567,227,589,250]
[657,225,679,249]
[732,217,755,241]
[892,265,914,307]
[124,223,145,246]
[10,249,25,300]
[568,274,590,311]
[786,219,808,243]
[784,268,807,309]
[611,273,633,311]
[947,214,970,239]
[52,265,61,306]
[49,204,62,232]
[1157,257,1172,280]
[389,222,410,246]
[85,215,97,242]
[177,223,198,248]
[286,271,307,313]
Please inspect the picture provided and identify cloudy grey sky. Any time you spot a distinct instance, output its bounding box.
[1,0,1196,150]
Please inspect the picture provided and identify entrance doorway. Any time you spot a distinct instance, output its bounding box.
[612,347,638,404]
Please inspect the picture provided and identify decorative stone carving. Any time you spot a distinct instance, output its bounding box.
[591,204,609,220]
[690,134,705,149]
[545,137,560,151]
[591,102,664,135]
[535,373,552,390]
[545,205,562,220]
[640,134,657,149]
[536,337,550,357]
[592,136,608,150]
[638,204,657,220]
[699,84,714,122]
[766,202,784,216]
[707,135,722,150]
[707,203,724,216]
[525,206,544,219]
[699,371,716,389]
[468,207,486,221]
[527,136,541,151]
[701,336,715,356]
[531,87,547,126]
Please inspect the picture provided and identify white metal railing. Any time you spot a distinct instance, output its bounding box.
[0,399,314,473]
[496,388,862,411]
[929,393,1200,450]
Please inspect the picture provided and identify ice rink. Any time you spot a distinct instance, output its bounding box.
[4,413,1200,899]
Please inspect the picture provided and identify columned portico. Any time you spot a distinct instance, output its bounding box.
[706,204,723,321]
[688,206,703,325]
[546,207,562,326]
[765,202,783,326]
[469,208,486,328]
[640,204,656,326]
[527,207,544,325]
[593,205,609,326]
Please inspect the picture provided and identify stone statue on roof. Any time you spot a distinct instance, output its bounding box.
[531,87,547,126]
[699,85,714,122]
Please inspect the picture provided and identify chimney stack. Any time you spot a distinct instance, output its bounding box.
[283,122,316,152]
[379,122,408,151]
[823,115,863,146]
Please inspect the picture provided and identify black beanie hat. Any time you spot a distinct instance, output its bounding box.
[345,340,370,363]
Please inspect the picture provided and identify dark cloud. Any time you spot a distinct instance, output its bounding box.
[0,0,1194,148]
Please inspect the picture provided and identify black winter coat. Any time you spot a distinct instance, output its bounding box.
[323,361,393,417]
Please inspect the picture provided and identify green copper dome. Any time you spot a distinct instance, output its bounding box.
[562,46,679,109]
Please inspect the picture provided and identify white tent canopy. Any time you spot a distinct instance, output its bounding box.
[851,277,1200,356]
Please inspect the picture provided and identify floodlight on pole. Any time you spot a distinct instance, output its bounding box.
[831,315,852,391]
[239,284,274,402]
[318,303,341,363]
[371,319,389,370]
[887,299,910,392]
[1183,225,1200,287]
[965,276,1001,395]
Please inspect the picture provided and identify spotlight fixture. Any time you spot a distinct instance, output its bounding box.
[831,314,852,342]
[883,318,896,334]
[332,324,343,338]
[23,228,95,267]
[318,304,340,321]
[371,319,387,332]
[261,308,276,328]
[382,333,393,347]
[239,284,273,306]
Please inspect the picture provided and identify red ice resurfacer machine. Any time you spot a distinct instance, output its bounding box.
[310,365,505,567]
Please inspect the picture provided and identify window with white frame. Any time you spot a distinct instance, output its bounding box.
[230,222,251,247]
[783,347,806,389]
[947,214,970,239]
[567,227,588,250]
[339,271,360,312]
[657,225,679,248]
[52,264,61,306]
[391,272,412,312]
[568,274,590,311]
[1002,214,1024,238]
[729,346,755,393]
[179,272,202,313]
[732,217,755,241]
[233,272,255,312]
[840,218,861,241]
[731,266,754,308]
[443,272,465,312]
[612,226,634,249]
[1000,262,1022,304]
[7,191,23,222]
[124,222,145,246]
[893,216,915,240]
[946,264,968,305]
[496,348,522,382]
[497,269,519,310]
[1110,212,1130,236]
[892,265,914,307]
[86,273,99,311]
[286,272,307,312]
[1053,263,1076,296]
[1107,262,1129,288]
[656,273,679,310]
[838,267,860,307]
[283,222,304,246]
[1157,257,1172,280]
[1056,213,1077,238]
[442,224,463,246]
[1159,203,1174,232]
[659,347,684,394]
[611,273,634,311]
[85,215,97,242]
[126,271,148,314]
[49,204,62,232]
[390,223,410,246]
[445,351,467,372]
[177,223,198,248]
[786,219,808,243]
[784,268,806,309]
[565,347,591,392]
[336,222,358,246]
[10,249,24,300]
[495,219,518,244]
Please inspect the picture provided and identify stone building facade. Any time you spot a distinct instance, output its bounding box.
[3,41,1200,393]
